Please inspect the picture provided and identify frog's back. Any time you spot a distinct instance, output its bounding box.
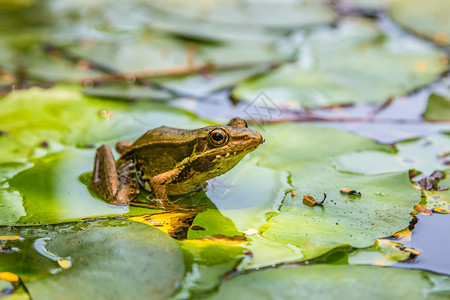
[122,126,198,178]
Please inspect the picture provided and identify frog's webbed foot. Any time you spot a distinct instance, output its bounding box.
[91,144,138,206]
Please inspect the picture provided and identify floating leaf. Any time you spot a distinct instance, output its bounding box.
[205,265,450,300]
[144,0,336,43]
[391,0,450,46]
[174,238,244,299]
[233,18,447,108]
[334,134,450,176]
[424,94,450,121]
[189,123,420,269]
[0,220,185,300]
[348,239,410,266]
[147,0,336,29]
[336,0,391,10]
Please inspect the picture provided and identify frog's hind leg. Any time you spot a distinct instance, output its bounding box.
[91,144,138,206]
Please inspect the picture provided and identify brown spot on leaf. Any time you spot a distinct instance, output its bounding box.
[191,225,206,231]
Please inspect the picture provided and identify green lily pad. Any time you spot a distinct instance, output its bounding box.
[188,123,420,269]
[65,27,292,75]
[174,239,244,299]
[336,0,391,10]
[187,158,290,239]
[248,124,418,266]
[232,18,447,109]
[205,265,450,300]
[147,0,336,28]
[391,0,450,46]
[347,239,410,266]
[0,219,185,300]
[424,94,450,121]
[0,190,26,225]
[334,134,450,176]
[85,67,270,101]
[153,67,270,98]
[83,83,175,102]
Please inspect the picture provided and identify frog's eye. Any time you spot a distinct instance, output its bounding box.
[209,128,229,146]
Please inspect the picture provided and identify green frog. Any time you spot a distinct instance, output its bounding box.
[91,117,263,210]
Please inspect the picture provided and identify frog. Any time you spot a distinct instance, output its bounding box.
[90,117,264,210]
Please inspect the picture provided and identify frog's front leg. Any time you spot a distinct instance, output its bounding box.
[91,144,138,206]
[149,168,184,210]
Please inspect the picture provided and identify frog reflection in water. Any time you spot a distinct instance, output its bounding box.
[91,117,264,210]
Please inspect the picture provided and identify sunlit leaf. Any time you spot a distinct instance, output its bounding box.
[0,272,19,282]
[130,211,198,238]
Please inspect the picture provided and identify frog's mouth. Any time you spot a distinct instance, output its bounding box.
[208,143,261,160]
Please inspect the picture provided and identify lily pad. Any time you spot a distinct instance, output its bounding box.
[334,134,450,176]
[86,67,270,101]
[348,239,410,266]
[174,239,245,299]
[189,123,421,269]
[390,0,450,46]
[232,18,447,109]
[424,94,450,121]
[205,265,450,300]
[0,219,185,300]
[336,0,391,11]
[146,0,337,34]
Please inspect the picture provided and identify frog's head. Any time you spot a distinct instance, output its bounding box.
[191,117,264,174]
